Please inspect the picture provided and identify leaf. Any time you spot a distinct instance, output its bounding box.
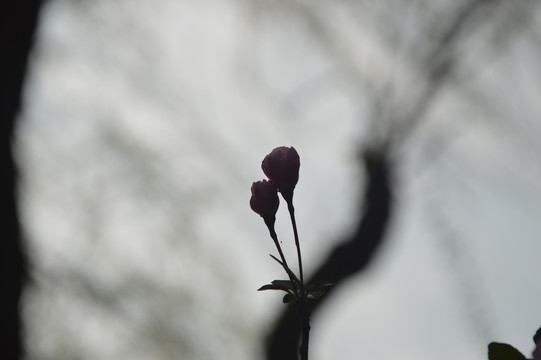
[269,254,300,285]
[283,293,297,303]
[306,281,333,299]
[258,284,282,291]
[488,342,526,360]
[257,280,295,293]
[306,281,333,292]
[307,287,326,299]
[271,280,296,291]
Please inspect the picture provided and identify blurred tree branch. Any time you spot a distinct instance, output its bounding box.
[1,2,44,359]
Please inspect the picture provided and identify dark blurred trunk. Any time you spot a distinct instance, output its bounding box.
[1,2,43,359]
[265,147,393,360]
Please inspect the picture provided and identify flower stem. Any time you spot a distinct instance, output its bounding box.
[285,198,310,359]
[265,219,289,271]
[287,201,304,285]
[297,297,311,360]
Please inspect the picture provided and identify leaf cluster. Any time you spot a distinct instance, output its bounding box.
[258,255,332,303]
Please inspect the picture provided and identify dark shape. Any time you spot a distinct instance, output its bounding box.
[265,146,393,360]
[1,1,44,359]
[488,342,526,360]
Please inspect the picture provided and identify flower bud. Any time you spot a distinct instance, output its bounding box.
[250,180,279,223]
[261,146,300,201]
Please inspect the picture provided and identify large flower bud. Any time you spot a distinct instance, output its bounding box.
[261,146,300,202]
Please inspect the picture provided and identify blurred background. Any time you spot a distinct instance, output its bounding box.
[12,0,541,359]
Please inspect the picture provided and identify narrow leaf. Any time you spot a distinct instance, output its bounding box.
[306,281,333,298]
[307,287,325,299]
[258,284,284,291]
[271,280,295,291]
[269,254,300,285]
[258,280,296,293]
[306,281,333,292]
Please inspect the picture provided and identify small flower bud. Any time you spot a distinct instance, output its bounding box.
[261,146,300,202]
[250,180,279,224]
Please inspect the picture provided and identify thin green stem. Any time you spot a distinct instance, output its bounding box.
[286,201,304,285]
[265,220,289,271]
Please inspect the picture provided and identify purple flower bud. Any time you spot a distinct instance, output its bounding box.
[250,180,279,223]
[261,146,300,201]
